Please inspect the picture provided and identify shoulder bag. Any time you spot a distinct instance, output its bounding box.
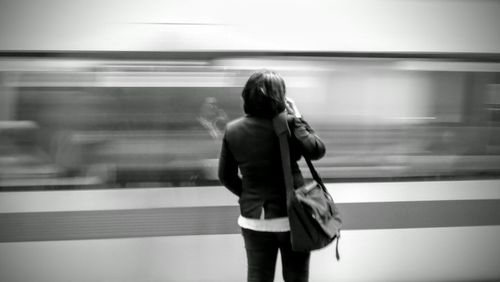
[273,113,342,260]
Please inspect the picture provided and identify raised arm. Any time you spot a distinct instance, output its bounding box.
[285,97,325,160]
[289,116,326,160]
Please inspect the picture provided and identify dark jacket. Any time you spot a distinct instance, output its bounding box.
[218,114,325,219]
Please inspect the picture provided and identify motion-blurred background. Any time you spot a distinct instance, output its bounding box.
[1,0,500,189]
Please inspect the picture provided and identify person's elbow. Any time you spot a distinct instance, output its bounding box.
[305,140,326,160]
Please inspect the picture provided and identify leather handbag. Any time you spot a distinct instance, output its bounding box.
[273,113,341,259]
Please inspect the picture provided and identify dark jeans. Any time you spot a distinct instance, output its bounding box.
[241,228,310,282]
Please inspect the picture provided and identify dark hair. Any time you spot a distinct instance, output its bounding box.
[242,70,286,118]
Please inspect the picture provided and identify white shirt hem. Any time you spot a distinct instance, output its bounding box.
[238,215,290,232]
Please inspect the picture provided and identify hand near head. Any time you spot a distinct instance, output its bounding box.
[285,97,302,118]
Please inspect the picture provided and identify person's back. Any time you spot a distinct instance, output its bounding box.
[218,70,325,282]
[223,115,286,219]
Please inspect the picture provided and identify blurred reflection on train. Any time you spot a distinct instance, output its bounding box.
[1,54,500,282]
[1,56,499,189]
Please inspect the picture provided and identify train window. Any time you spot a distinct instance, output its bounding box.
[485,84,500,149]
[1,57,500,190]
[13,86,241,189]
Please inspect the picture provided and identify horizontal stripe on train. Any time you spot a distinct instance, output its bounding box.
[1,199,500,242]
[1,180,500,213]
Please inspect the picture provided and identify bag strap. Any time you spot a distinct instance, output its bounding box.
[305,158,328,189]
[273,112,294,195]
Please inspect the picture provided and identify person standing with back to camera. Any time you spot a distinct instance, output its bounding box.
[218,70,326,282]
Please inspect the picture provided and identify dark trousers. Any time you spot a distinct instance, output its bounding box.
[241,228,310,282]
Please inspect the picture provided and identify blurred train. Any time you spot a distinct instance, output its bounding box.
[1,52,500,282]
[2,54,500,188]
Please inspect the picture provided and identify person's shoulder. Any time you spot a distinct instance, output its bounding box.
[226,116,272,133]
[225,116,246,131]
